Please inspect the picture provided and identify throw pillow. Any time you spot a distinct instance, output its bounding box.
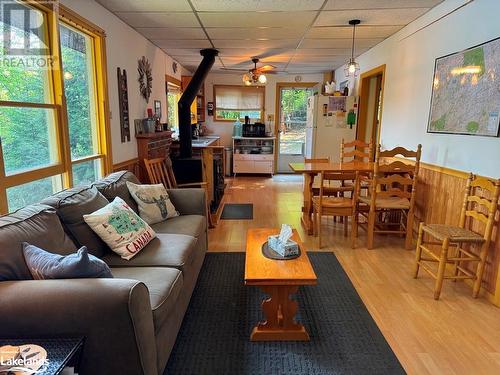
[126,181,179,225]
[22,243,113,280]
[83,197,156,260]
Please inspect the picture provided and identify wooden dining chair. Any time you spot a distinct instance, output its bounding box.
[340,138,373,163]
[143,157,213,227]
[313,171,359,248]
[340,138,373,193]
[356,144,422,249]
[413,174,500,300]
[305,157,330,197]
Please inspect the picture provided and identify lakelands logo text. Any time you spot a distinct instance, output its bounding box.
[0,357,50,374]
[0,0,57,69]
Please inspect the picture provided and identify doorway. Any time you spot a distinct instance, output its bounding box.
[357,65,385,159]
[275,83,317,173]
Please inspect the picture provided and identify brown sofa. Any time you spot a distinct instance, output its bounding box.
[0,171,207,375]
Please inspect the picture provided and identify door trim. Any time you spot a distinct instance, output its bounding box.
[274,82,318,172]
[357,64,386,157]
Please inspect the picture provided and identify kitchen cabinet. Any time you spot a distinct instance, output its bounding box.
[232,137,275,175]
[181,75,205,123]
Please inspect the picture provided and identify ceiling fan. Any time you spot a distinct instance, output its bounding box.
[221,58,279,85]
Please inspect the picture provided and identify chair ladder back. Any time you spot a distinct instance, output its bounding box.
[376,174,414,199]
[459,174,500,240]
[340,138,372,163]
[163,157,179,188]
[144,157,176,189]
[318,171,359,207]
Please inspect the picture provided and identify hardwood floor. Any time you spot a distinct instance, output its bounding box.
[208,175,500,375]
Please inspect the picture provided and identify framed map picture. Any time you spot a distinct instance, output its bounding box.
[427,37,500,137]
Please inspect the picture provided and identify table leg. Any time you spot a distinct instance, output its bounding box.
[301,173,314,235]
[250,285,310,341]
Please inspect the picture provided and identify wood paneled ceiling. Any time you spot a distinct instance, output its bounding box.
[96,0,445,74]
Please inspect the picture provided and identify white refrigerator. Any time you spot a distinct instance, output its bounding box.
[305,95,359,162]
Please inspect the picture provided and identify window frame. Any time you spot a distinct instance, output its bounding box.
[213,84,265,122]
[166,75,181,134]
[0,3,112,214]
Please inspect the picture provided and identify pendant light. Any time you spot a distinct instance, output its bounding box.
[345,19,361,77]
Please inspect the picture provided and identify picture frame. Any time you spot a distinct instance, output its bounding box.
[427,36,500,137]
[154,100,161,119]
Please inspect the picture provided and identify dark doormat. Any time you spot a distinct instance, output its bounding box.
[221,203,253,220]
[165,253,405,375]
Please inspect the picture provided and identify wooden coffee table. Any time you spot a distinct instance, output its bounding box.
[244,228,317,341]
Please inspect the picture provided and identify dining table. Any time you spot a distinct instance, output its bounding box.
[289,161,374,235]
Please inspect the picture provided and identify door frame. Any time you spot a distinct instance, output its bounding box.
[274,82,318,172]
[357,64,386,158]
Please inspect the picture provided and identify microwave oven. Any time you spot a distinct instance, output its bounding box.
[242,122,266,137]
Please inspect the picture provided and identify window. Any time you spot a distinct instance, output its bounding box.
[60,22,106,186]
[0,3,111,213]
[167,81,181,135]
[214,85,265,122]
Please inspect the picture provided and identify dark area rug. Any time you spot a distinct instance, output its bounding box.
[221,203,253,220]
[165,253,405,375]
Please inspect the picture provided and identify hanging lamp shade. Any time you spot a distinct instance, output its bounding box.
[345,19,361,77]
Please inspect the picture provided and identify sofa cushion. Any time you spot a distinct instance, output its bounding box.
[41,186,109,257]
[111,266,183,333]
[23,243,113,279]
[93,171,140,213]
[0,204,77,281]
[83,197,156,260]
[151,215,205,238]
[103,233,197,274]
[127,182,179,224]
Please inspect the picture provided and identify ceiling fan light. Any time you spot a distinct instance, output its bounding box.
[258,74,267,84]
[242,73,250,83]
[244,79,252,86]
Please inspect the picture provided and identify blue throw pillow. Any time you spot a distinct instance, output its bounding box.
[22,242,113,280]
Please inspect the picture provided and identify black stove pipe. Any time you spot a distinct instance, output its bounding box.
[178,48,219,158]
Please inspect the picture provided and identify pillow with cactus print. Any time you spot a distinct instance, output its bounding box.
[83,197,156,260]
[126,181,178,225]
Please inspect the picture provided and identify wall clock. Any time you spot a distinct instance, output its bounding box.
[138,56,152,102]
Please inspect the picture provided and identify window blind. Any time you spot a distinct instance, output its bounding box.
[215,86,264,110]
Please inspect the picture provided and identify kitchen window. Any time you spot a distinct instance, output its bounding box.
[0,3,111,213]
[214,85,265,122]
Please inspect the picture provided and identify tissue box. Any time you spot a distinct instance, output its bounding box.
[268,235,299,257]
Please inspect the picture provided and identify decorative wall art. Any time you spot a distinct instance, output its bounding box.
[428,37,500,137]
[138,56,152,102]
[117,67,130,142]
[154,100,161,119]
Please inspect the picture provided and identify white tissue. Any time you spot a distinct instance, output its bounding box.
[278,224,293,244]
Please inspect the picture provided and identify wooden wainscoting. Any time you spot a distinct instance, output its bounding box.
[415,163,500,304]
[112,158,140,179]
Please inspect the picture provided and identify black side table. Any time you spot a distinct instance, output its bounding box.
[0,337,84,375]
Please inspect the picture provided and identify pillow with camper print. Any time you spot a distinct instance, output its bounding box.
[83,197,156,260]
[126,182,179,225]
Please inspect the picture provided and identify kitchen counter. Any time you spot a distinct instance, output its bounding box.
[172,136,221,148]
[232,136,276,140]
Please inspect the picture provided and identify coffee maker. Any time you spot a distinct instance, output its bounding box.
[242,116,266,137]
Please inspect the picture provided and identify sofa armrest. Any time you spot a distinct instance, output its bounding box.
[167,188,206,217]
[0,279,157,375]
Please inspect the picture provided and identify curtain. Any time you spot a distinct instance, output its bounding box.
[215,86,264,110]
